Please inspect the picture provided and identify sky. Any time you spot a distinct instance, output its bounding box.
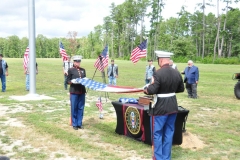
[0,0,239,39]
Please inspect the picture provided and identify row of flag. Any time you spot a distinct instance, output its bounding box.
[94,39,147,71]
[23,41,146,120]
[23,40,147,72]
[23,42,68,70]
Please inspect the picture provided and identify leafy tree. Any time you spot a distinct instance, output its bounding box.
[67,31,79,56]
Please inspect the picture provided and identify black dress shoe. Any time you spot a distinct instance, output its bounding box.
[78,126,84,129]
[73,126,78,130]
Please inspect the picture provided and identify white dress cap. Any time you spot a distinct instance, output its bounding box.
[155,50,174,58]
[73,55,82,61]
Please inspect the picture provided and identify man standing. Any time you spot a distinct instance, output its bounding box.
[107,59,118,85]
[63,56,73,90]
[145,59,155,84]
[25,61,38,91]
[169,59,178,70]
[0,54,8,92]
[143,51,184,160]
[67,55,86,130]
[182,60,199,99]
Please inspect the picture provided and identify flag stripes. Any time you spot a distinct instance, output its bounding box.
[59,42,68,61]
[23,46,29,70]
[96,97,103,112]
[94,45,108,72]
[130,39,147,64]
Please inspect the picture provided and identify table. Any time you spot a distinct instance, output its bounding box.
[111,101,189,145]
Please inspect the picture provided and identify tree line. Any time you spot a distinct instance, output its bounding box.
[0,0,240,64]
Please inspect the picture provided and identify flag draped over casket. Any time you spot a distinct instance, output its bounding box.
[71,78,143,93]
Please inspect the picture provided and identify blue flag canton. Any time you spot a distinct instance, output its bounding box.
[101,45,108,58]
[60,42,65,49]
[75,78,107,90]
[138,40,147,50]
[119,98,138,104]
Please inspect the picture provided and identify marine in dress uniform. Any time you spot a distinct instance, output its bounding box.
[144,51,184,160]
[67,55,86,130]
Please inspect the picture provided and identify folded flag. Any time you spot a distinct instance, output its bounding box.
[72,78,143,93]
[119,98,138,104]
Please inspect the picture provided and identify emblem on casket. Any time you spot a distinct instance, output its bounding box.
[125,107,141,135]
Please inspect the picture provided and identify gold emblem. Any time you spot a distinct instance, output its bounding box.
[125,106,141,135]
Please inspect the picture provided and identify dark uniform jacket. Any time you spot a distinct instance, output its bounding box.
[67,67,86,94]
[146,64,184,116]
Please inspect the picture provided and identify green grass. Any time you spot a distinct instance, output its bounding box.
[0,58,240,159]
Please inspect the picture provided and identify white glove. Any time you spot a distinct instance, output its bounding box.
[143,84,150,89]
[71,79,77,84]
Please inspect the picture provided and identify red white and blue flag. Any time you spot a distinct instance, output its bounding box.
[72,78,143,93]
[59,42,68,61]
[94,45,109,72]
[23,46,29,71]
[96,97,103,112]
[130,39,147,64]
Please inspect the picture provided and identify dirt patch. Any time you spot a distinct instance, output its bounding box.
[180,131,205,150]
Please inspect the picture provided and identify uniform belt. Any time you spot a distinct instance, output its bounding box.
[157,93,175,97]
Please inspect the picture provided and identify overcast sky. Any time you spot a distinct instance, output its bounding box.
[0,0,239,39]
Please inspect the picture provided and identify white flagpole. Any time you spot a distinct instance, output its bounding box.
[145,37,148,62]
[28,0,37,96]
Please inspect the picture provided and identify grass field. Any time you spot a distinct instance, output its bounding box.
[0,58,240,160]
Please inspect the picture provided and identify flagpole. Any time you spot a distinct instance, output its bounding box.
[145,37,148,62]
[28,0,37,96]
[99,96,103,119]
[99,55,109,100]
[58,39,60,46]
[86,58,100,94]
[88,45,109,100]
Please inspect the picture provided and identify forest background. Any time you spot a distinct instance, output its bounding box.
[0,0,240,64]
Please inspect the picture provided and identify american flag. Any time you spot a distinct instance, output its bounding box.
[72,78,143,93]
[96,97,103,112]
[59,42,68,61]
[94,45,109,72]
[23,46,29,71]
[130,39,147,64]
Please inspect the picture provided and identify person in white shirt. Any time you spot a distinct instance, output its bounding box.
[63,56,73,90]
[145,59,155,84]
[169,60,178,70]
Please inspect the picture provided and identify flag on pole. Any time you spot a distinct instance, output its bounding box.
[96,97,103,112]
[96,97,104,119]
[94,45,109,72]
[59,42,68,61]
[130,39,147,64]
[23,46,29,71]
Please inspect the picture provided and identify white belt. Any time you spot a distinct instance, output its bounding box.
[157,93,175,97]
[151,93,176,108]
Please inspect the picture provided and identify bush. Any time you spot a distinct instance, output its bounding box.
[172,56,240,64]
